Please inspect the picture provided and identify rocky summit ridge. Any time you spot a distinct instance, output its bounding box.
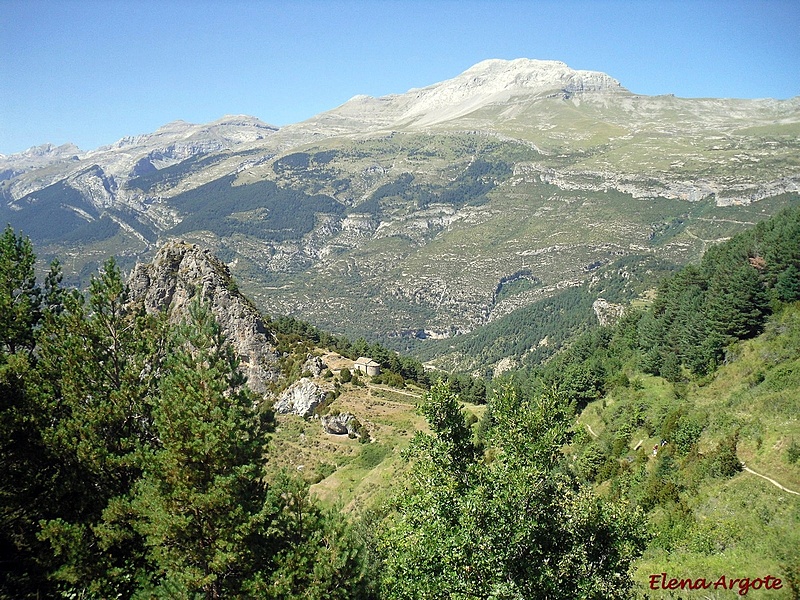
[394,58,624,127]
[291,58,625,135]
[2,58,799,369]
[0,115,277,200]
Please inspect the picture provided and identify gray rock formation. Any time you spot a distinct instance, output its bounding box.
[274,379,327,417]
[127,241,281,395]
[593,297,626,327]
[302,354,327,377]
[320,412,359,436]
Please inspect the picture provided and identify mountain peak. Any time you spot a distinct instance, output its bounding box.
[428,58,622,95]
[392,58,623,128]
[1,142,82,161]
[459,58,621,92]
[321,58,626,133]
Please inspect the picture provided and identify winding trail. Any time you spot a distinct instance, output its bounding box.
[742,465,800,496]
[584,423,599,438]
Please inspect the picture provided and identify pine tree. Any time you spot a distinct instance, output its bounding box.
[706,260,769,341]
[0,225,41,355]
[33,259,164,597]
[129,299,274,597]
[0,230,68,598]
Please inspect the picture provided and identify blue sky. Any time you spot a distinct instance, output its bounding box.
[1,0,799,155]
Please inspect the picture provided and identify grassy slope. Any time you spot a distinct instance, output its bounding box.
[577,305,800,598]
[266,305,799,597]
[266,351,487,511]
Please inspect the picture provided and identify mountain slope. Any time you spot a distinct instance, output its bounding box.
[573,304,800,598]
[2,59,798,368]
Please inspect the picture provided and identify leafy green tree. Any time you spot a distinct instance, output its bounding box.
[417,380,476,478]
[558,362,605,407]
[377,384,646,599]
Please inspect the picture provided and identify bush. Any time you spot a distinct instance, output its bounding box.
[384,372,405,388]
[707,433,743,478]
[575,444,605,481]
[787,439,800,464]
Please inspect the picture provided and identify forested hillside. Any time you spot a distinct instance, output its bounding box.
[501,206,800,597]
[1,226,633,598]
[2,204,799,598]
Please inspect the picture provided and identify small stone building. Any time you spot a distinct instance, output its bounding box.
[354,357,381,376]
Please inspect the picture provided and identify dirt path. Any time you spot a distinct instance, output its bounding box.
[742,465,800,496]
[584,423,599,438]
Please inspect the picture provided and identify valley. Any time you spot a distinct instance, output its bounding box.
[1,59,798,373]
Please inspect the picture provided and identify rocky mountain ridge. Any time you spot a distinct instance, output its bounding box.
[0,115,276,201]
[2,59,798,369]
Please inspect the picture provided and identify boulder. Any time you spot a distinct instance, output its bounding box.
[321,413,358,436]
[302,354,326,377]
[274,379,327,417]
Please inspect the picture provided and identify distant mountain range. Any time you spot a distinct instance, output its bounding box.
[2,58,798,371]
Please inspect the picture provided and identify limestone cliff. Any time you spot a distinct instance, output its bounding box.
[127,241,281,395]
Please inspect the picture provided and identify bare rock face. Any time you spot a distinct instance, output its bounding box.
[127,241,281,395]
[302,354,327,377]
[593,297,626,327]
[274,379,327,417]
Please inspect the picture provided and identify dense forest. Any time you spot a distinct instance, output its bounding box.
[2,203,799,598]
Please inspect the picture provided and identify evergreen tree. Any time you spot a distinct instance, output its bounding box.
[0,225,41,355]
[706,260,769,346]
[129,299,371,598]
[128,299,273,597]
[775,264,800,302]
[33,259,164,597]
[0,230,70,598]
[0,348,56,598]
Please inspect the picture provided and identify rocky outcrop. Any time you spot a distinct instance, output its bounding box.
[302,355,327,377]
[320,412,359,436]
[127,241,281,395]
[593,298,626,327]
[274,379,327,417]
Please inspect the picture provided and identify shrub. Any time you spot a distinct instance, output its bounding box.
[707,433,743,478]
[787,439,800,464]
